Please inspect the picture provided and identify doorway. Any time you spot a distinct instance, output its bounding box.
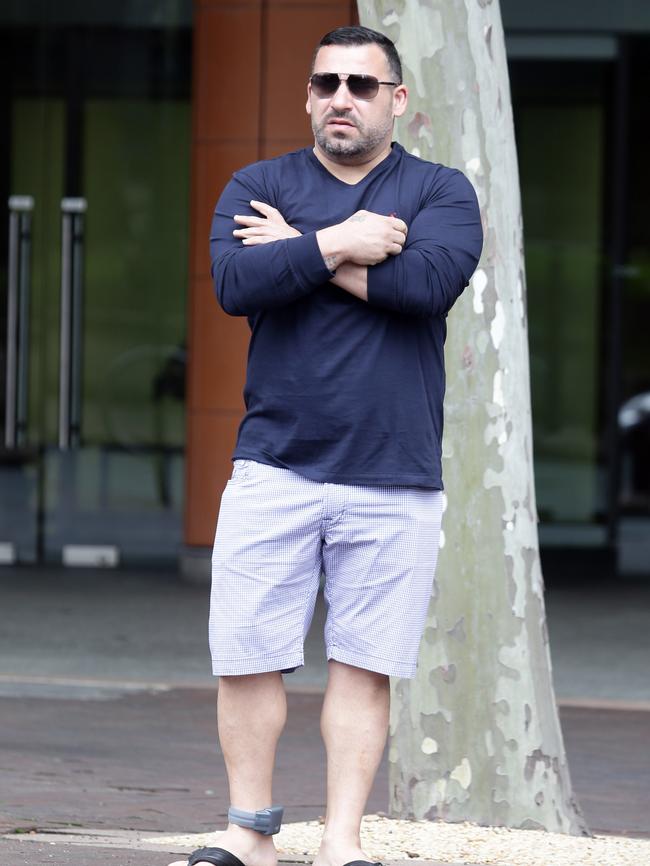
[1,16,191,565]
[509,42,650,576]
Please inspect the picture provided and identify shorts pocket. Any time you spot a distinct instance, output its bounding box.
[229,459,253,483]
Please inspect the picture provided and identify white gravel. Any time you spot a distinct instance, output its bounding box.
[149,813,650,866]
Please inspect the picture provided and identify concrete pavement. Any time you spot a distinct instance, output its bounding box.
[2,566,650,700]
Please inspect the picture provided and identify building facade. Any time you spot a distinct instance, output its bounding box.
[1,1,649,577]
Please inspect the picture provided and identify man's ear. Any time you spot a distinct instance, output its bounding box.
[305,84,312,117]
[393,84,408,118]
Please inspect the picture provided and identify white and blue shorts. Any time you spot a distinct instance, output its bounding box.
[208,459,443,679]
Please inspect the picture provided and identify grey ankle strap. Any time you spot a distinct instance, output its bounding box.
[228,806,283,836]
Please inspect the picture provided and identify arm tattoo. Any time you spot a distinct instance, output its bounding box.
[324,254,338,273]
[349,214,366,222]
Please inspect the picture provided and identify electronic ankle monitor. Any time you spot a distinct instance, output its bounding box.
[228,806,284,835]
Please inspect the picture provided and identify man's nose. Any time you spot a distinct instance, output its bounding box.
[330,80,353,110]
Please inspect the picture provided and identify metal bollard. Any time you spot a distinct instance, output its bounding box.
[5,195,34,449]
[58,197,87,450]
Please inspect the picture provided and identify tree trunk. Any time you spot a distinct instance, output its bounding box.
[357,0,589,835]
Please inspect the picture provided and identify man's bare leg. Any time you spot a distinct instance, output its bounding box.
[169,672,286,866]
[313,661,390,866]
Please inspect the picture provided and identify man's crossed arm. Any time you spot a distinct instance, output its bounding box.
[212,167,482,317]
[232,200,408,303]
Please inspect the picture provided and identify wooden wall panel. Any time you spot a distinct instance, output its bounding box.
[185,0,356,550]
[192,141,259,280]
[262,2,351,146]
[194,2,263,143]
[186,412,244,546]
[187,277,249,412]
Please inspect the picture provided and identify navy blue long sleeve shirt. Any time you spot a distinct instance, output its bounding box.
[209,143,483,488]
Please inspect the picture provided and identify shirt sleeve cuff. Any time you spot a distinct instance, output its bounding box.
[286,231,333,289]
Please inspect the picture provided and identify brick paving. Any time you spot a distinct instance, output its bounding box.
[0,837,174,865]
[1,686,649,866]
[1,565,649,864]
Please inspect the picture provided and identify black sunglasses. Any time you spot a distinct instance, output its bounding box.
[309,72,399,101]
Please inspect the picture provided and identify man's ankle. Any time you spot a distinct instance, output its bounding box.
[319,829,362,849]
[225,824,276,845]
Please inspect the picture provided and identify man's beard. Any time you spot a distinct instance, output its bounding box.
[312,112,392,160]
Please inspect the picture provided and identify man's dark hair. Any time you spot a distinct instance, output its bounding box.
[313,25,403,84]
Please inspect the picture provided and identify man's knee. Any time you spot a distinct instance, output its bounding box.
[218,670,284,688]
[328,659,389,689]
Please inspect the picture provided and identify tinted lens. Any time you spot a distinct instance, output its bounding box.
[310,73,341,97]
[310,73,380,100]
[347,75,380,99]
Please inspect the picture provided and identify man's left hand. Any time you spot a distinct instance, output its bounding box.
[233,201,301,244]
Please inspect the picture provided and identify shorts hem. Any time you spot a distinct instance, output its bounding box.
[327,645,416,679]
[212,652,304,677]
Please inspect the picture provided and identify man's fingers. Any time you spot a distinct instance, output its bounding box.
[233,214,267,226]
[241,236,274,245]
[234,220,301,242]
[235,225,300,239]
[392,218,408,236]
[250,200,279,218]
[234,227,270,237]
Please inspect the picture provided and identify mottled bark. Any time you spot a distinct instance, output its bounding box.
[357,0,589,835]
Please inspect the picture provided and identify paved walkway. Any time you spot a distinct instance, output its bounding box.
[2,566,650,700]
[1,685,649,860]
[1,567,649,864]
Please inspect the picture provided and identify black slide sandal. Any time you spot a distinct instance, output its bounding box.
[187,848,248,866]
[342,861,383,866]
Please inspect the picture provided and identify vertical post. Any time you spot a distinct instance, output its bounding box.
[5,195,34,449]
[58,197,86,450]
[605,37,629,557]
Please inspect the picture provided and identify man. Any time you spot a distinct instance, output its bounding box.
[173,24,482,866]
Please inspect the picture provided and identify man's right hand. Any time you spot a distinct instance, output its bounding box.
[316,210,408,272]
[341,210,408,265]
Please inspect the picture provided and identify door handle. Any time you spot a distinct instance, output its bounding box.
[58,197,86,450]
[5,195,34,449]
